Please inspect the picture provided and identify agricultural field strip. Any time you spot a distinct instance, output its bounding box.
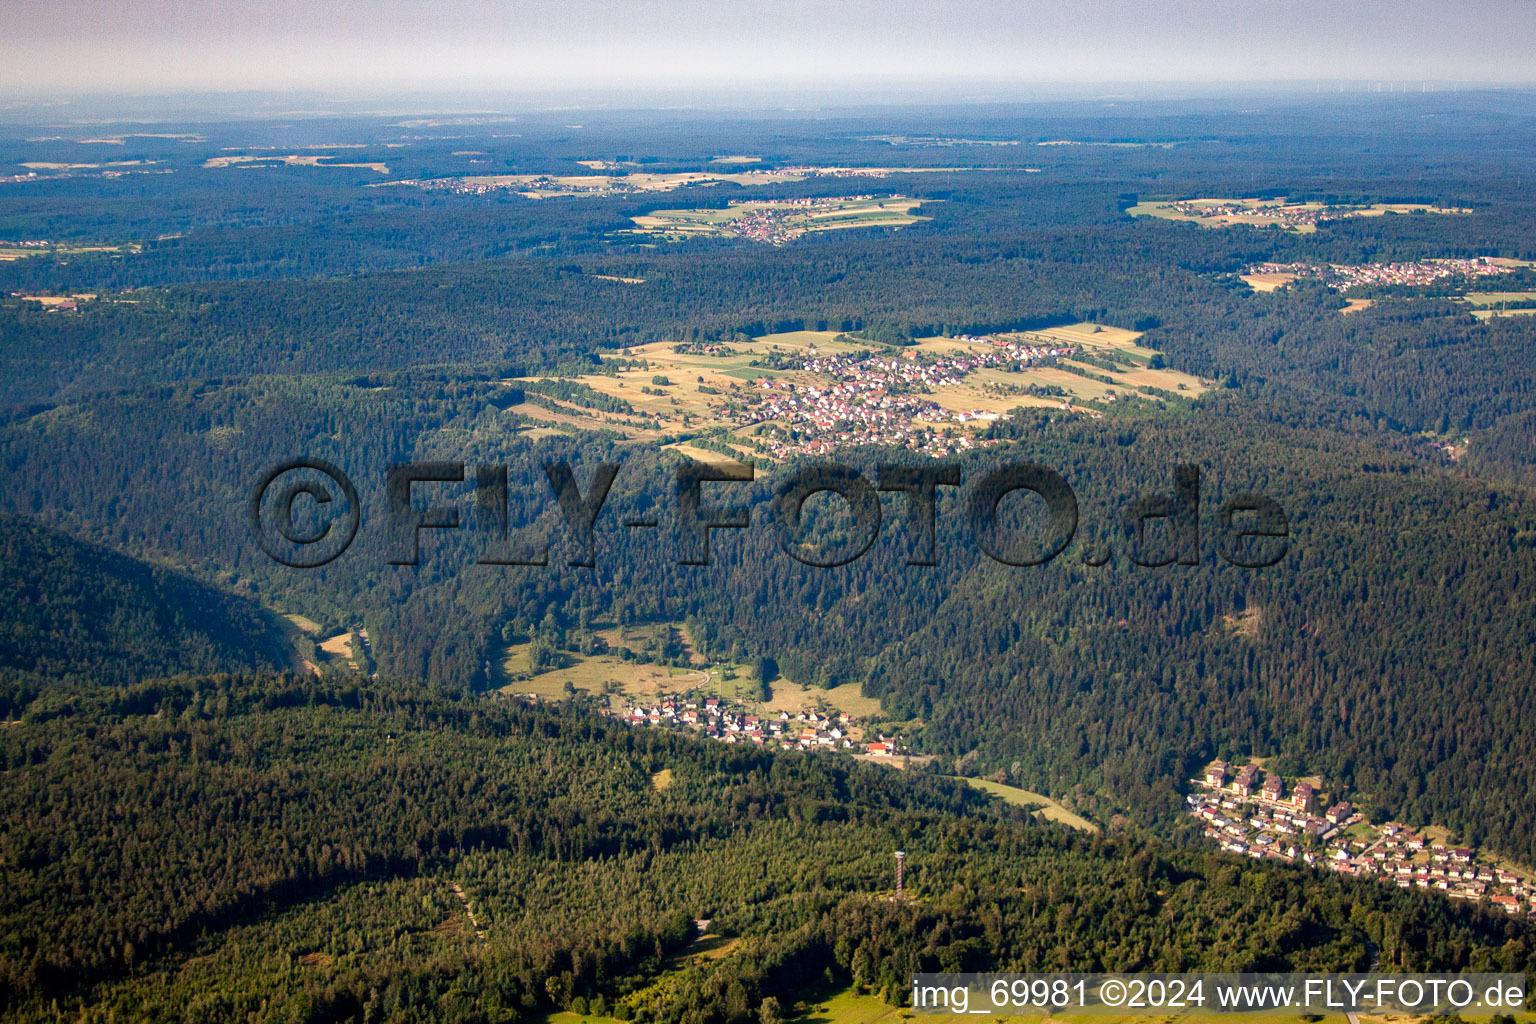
[503,325,1207,459]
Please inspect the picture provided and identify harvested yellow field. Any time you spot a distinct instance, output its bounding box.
[12,293,96,307]
[1240,272,1297,292]
[1026,321,1144,348]
[318,632,357,665]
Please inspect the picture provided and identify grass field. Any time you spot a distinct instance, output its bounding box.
[498,645,881,722]
[1464,290,1536,319]
[527,1011,627,1024]
[281,612,323,635]
[760,679,885,720]
[789,984,1357,1024]
[953,777,1100,833]
[1471,307,1536,319]
[1463,290,1536,305]
[498,641,704,703]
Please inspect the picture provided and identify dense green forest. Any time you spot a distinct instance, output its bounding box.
[0,513,289,708]
[4,93,1536,1018]
[2,676,1533,1021]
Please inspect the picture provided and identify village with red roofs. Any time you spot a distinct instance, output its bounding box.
[605,691,911,759]
[1190,760,1535,916]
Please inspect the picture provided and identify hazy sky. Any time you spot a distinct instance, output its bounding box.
[6,0,1536,96]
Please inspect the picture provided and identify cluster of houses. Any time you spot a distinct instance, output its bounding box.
[3,167,168,184]
[717,205,816,246]
[1246,257,1513,290]
[864,135,1021,148]
[739,335,1076,457]
[726,195,878,208]
[1190,761,1534,916]
[772,166,904,179]
[719,196,884,245]
[754,423,981,460]
[399,174,640,198]
[604,694,907,756]
[1169,200,1341,229]
[1,171,72,184]
[1173,200,1330,227]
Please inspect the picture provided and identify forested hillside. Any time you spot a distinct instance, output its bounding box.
[0,514,288,710]
[4,371,1534,862]
[1,677,1531,1021]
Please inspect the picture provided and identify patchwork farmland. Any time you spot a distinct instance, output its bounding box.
[1130,196,1469,232]
[504,323,1209,459]
[627,196,928,245]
